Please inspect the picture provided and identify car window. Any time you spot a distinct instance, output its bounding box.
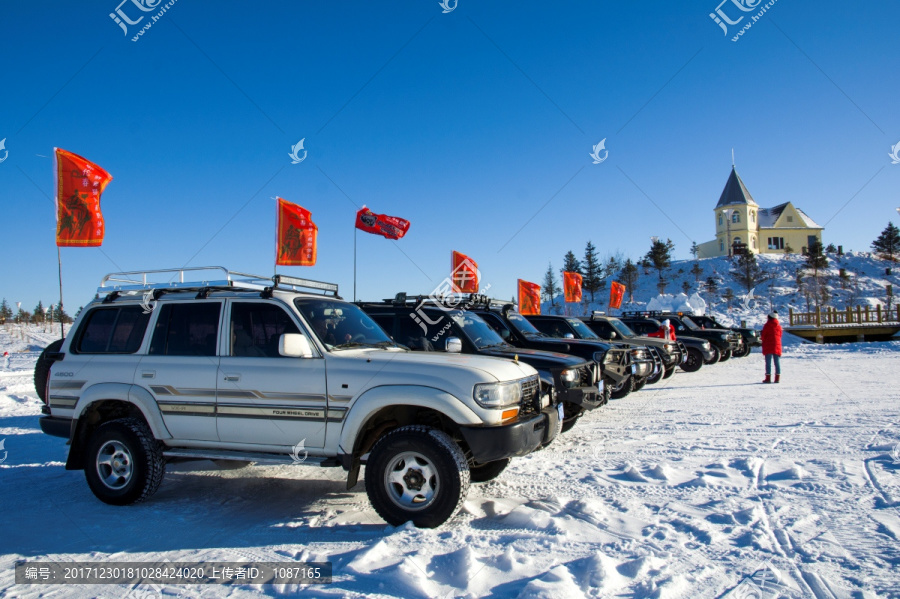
[294,299,391,350]
[450,311,506,349]
[75,306,150,354]
[230,302,300,358]
[566,319,600,339]
[477,312,513,341]
[609,319,636,338]
[528,319,557,337]
[149,303,221,356]
[505,311,543,336]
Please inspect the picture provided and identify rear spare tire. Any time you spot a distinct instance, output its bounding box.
[34,339,64,404]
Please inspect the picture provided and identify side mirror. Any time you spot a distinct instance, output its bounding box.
[564,333,575,339]
[500,329,510,340]
[279,333,314,358]
[609,332,617,339]
[445,337,462,353]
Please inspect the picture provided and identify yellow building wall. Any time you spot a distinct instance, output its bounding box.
[758,228,823,254]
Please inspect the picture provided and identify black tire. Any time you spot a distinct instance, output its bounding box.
[703,345,721,365]
[733,343,752,358]
[469,458,510,483]
[633,376,648,392]
[610,375,634,399]
[365,426,470,528]
[680,349,704,373]
[645,366,663,385]
[662,366,675,379]
[84,418,165,506]
[719,349,732,362]
[34,339,64,404]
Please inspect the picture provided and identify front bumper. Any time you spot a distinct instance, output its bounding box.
[459,407,558,464]
[40,416,72,439]
[558,384,604,410]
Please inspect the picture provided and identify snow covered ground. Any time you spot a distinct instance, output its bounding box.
[2,326,899,598]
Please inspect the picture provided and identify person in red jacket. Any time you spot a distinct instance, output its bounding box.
[648,319,676,341]
[761,312,783,383]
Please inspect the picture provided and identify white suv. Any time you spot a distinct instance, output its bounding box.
[37,268,560,528]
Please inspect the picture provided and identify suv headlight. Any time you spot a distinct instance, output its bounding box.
[560,368,580,388]
[596,351,616,364]
[630,348,648,360]
[702,341,711,349]
[664,343,675,353]
[473,380,522,408]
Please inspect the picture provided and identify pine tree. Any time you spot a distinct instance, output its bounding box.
[871,222,900,261]
[561,251,581,276]
[682,280,691,295]
[690,241,700,259]
[730,250,770,293]
[722,287,735,308]
[542,263,560,306]
[603,253,623,279]
[705,277,719,302]
[582,241,602,302]
[805,239,828,274]
[619,259,639,303]
[33,300,45,324]
[0,299,11,322]
[644,238,674,283]
[690,262,703,283]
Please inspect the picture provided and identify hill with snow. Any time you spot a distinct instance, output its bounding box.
[544,251,900,330]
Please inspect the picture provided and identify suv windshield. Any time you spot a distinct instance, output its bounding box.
[294,299,393,350]
[566,318,600,339]
[609,318,636,338]
[679,316,700,330]
[506,311,544,336]
[450,311,507,349]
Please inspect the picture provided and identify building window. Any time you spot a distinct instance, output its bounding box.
[732,212,740,224]
[719,241,724,252]
[786,215,793,223]
[718,215,723,226]
[751,211,756,223]
[752,237,757,249]
[767,237,785,250]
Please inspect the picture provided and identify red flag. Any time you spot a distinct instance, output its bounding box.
[518,279,541,315]
[54,148,113,247]
[563,271,583,303]
[355,206,410,240]
[451,251,479,293]
[276,198,317,266]
[609,281,626,309]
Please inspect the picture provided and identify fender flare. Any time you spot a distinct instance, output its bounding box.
[337,385,481,456]
[72,383,172,440]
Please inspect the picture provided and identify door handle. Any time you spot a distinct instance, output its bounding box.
[141,370,155,379]
[224,374,241,382]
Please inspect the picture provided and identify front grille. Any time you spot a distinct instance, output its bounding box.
[519,376,540,417]
[580,363,597,387]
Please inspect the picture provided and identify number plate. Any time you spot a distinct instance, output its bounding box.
[598,379,604,393]
[557,402,564,421]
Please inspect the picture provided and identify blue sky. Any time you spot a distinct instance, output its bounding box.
[1,0,898,312]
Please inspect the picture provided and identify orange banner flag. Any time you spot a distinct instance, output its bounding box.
[563,271,583,303]
[54,148,113,247]
[276,198,317,266]
[518,279,541,315]
[451,251,479,293]
[609,281,626,309]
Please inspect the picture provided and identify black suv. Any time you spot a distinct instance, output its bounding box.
[567,313,686,378]
[680,313,759,357]
[620,312,742,364]
[524,313,667,387]
[359,296,604,432]
[461,298,654,400]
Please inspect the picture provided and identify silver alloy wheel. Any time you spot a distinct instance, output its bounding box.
[384,451,439,511]
[96,440,133,490]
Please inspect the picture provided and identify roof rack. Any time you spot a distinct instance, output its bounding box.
[98,267,339,298]
[621,310,663,317]
[368,292,511,311]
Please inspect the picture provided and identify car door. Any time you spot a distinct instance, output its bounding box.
[216,300,327,449]
[137,300,222,441]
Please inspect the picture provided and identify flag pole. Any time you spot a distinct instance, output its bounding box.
[57,246,65,338]
[353,225,357,302]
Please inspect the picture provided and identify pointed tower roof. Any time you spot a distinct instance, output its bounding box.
[716,167,757,208]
